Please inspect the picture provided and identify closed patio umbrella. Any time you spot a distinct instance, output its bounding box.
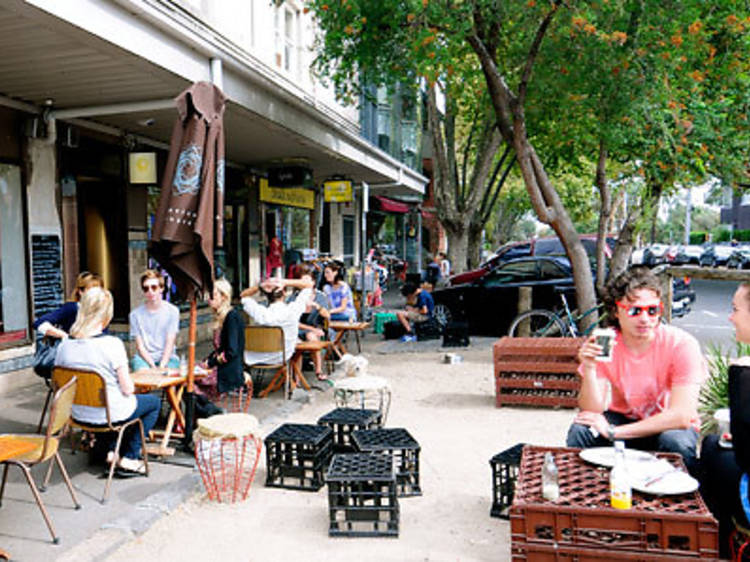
[150,81,226,449]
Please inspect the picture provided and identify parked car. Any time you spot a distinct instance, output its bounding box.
[643,244,670,266]
[449,235,613,286]
[435,256,578,336]
[699,245,735,267]
[631,247,646,265]
[672,245,704,265]
[672,276,696,305]
[727,247,750,269]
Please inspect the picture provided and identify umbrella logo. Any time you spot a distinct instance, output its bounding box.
[172,144,203,195]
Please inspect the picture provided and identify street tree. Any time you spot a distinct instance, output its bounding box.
[304,0,748,326]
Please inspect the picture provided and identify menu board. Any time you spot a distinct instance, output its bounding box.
[31,234,64,320]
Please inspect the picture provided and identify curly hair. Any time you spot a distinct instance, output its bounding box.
[603,266,662,329]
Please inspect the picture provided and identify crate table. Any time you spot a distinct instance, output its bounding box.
[318,408,382,453]
[352,428,421,497]
[510,445,719,560]
[489,443,525,519]
[325,453,399,537]
[264,423,333,491]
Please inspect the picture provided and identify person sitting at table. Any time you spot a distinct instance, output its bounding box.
[322,263,357,322]
[395,282,435,343]
[129,269,180,372]
[33,271,104,340]
[292,266,330,381]
[193,278,244,417]
[565,266,705,475]
[700,282,750,557]
[240,276,314,374]
[55,287,159,475]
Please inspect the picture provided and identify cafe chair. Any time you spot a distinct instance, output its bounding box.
[0,377,80,544]
[52,367,149,504]
[244,326,290,398]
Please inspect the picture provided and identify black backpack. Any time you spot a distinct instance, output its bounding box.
[442,321,470,347]
[384,321,407,340]
[415,317,442,341]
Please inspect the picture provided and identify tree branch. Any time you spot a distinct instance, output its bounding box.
[480,153,516,226]
[517,1,562,107]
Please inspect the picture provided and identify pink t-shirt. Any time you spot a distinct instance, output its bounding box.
[588,324,705,429]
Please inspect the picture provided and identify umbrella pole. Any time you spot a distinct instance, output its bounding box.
[182,293,198,451]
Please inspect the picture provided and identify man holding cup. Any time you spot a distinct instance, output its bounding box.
[566,266,705,474]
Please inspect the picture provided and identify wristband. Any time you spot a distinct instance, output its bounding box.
[608,424,617,441]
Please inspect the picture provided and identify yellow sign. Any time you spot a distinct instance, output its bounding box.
[128,152,157,184]
[259,178,315,209]
[323,180,353,203]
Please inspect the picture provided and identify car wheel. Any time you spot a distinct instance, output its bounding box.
[433,303,452,328]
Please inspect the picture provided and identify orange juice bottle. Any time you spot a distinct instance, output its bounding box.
[610,440,632,509]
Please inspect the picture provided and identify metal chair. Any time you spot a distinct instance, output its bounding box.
[0,377,80,544]
[52,367,149,504]
[244,326,290,398]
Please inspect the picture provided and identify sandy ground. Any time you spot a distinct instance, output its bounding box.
[84,340,576,562]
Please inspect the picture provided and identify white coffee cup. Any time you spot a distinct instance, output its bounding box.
[592,328,616,362]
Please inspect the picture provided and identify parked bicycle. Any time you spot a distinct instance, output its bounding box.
[508,290,603,338]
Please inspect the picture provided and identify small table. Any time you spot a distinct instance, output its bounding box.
[328,321,370,358]
[510,445,718,560]
[333,375,392,425]
[0,436,37,462]
[290,340,333,391]
[132,367,207,456]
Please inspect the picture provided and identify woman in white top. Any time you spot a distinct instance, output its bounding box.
[55,288,159,474]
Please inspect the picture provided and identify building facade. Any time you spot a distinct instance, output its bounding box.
[0,0,426,392]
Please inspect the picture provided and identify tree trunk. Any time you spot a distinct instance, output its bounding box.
[467,225,483,269]
[444,223,470,274]
[594,139,611,295]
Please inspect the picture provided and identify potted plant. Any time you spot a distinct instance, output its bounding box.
[699,342,750,435]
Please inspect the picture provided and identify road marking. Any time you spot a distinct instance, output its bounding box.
[677,323,732,331]
[702,310,718,318]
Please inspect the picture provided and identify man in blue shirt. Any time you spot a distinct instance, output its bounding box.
[396,282,435,342]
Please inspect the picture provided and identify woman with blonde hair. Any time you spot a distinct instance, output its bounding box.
[197,279,246,402]
[55,287,159,474]
[33,271,104,340]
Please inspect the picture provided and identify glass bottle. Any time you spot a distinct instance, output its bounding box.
[610,440,632,509]
[541,452,560,501]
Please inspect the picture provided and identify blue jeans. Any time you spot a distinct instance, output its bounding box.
[117,394,160,459]
[566,410,699,475]
[131,354,179,372]
[330,311,355,322]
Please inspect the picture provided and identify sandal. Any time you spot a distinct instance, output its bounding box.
[316,373,328,381]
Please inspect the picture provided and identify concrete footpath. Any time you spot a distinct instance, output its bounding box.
[43,334,573,562]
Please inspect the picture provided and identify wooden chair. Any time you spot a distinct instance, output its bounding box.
[52,367,150,504]
[244,326,290,398]
[0,377,80,544]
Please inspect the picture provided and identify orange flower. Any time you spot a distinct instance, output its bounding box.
[727,14,739,25]
[671,34,683,47]
[360,17,367,24]
[688,20,702,34]
[344,25,354,34]
[689,70,705,82]
[407,13,416,22]
[667,100,677,109]
[611,31,628,45]
[527,0,536,6]
[571,16,586,29]
[321,4,328,11]
[584,23,596,34]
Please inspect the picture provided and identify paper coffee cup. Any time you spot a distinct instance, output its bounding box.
[593,328,616,362]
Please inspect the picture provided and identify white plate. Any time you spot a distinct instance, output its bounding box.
[631,469,699,495]
[579,447,657,468]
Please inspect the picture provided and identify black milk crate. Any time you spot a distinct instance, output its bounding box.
[352,428,421,497]
[264,423,333,491]
[490,442,525,519]
[325,453,399,537]
[317,408,382,453]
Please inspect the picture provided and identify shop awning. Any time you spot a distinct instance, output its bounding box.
[371,195,411,214]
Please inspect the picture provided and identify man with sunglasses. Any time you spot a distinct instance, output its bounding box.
[129,269,180,371]
[566,266,705,474]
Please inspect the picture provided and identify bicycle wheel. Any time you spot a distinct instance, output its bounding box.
[508,310,567,337]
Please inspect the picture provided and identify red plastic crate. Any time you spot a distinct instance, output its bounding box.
[510,446,718,560]
[494,337,583,408]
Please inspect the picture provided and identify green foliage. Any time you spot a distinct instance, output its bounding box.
[690,231,709,244]
[735,229,750,242]
[699,342,750,435]
[713,227,732,242]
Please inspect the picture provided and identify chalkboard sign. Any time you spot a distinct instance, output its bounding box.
[31,235,64,320]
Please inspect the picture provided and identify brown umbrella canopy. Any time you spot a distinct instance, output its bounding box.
[151,81,226,297]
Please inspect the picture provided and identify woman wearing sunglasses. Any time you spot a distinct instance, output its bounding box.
[566,265,705,474]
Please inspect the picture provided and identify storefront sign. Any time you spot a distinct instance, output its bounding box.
[268,166,313,188]
[128,152,157,184]
[323,180,353,203]
[259,178,315,209]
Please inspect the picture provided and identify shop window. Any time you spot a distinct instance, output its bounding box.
[289,208,311,249]
[275,3,299,75]
[0,164,29,345]
[343,216,355,266]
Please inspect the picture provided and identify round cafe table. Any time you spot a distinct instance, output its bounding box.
[333,375,391,425]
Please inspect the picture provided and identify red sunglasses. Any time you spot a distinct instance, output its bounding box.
[616,301,663,317]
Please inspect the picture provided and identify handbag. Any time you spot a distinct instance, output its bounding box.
[32,336,60,380]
